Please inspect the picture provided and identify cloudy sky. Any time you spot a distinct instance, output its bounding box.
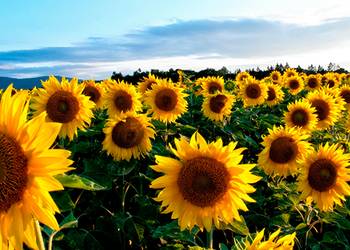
[1,0,350,79]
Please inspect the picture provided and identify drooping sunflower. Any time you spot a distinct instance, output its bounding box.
[201,92,235,122]
[104,79,142,117]
[236,71,252,86]
[239,79,268,107]
[283,68,298,79]
[150,132,260,231]
[201,76,225,94]
[138,73,159,94]
[305,74,321,91]
[258,126,311,177]
[239,228,296,250]
[144,79,188,123]
[285,76,304,95]
[31,76,95,140]
[306,90,340,130]
[102,112,155,161]
[82,80,105,109]
[298,143,350,211]
[265,83,284,106]
[284,100,318,133]
[0,85,73,250]
[339,85,350,109]
[270,70,282,85]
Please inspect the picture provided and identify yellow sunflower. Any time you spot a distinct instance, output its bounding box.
[284,100,318,133]
[104,79,142,117]
[339,85,350,109]
[240,228,296,250]
[298,143,350,211]
[258,126,311,177]
[285,76,304,95]
[31,76,95,140]
[201,76,225,94]
[102,112,155,161]
[270,70,282,85]
[82,80,105,109]
[283,68,298,79]
[138,73,159,94]
[144,79,188,123]
[150,132,260,231]
[201,92,235,122]
[0,85,73,250]
[305,74,321,91]
[265,83,284,106]
[239,79,268,107]
[306,90,340,130]
[323,73,340,88]
[236,71,252,86]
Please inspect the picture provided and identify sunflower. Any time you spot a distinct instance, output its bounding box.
[138,73,159,94]
[144,79,188,123]
[306,90,340,130]
[258,126,311,177]
[265,83,284,106]
[150,132,260,231]
[102,112,155,161]
[285,76,304,95]
[284,100,318,133]
[236,71,252,86]
[298,143,350,211]
[283,68,298,79]
[0,85,73,249]
[270,70,282,85]
[82,80,105,109]
[201,92,235,122]
[305,74,321,91]
[104,79,142,117]
[339,85,350,109]
[201,76,225,94]
[239,228,296,250]
[324,73,339,88]
[239,79,268,107]
[31,76,95,140]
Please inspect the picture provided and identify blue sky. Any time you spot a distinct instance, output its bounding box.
[1,0,350,79]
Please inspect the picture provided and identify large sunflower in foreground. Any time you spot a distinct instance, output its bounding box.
[298,143,350,211]
[239,79,268,107]
[305,74,321,91]
[138,73,159,94]
[82,80,105,109]
[258,126,311,177]
[284,99,318,133]
[238,228,296,250]
[103,112,155,161]
[31,76,95,140]
[0,85,73,249]
[104,80,142,117]
[201,92,235,122]
[144,79,188,123]
[265,83,284,106]
[150,132,260,231]
[285,76,304,95]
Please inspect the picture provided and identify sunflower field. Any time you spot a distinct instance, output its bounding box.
[1,68,350,250]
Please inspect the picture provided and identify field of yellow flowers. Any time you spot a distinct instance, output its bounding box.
[1,69,350,250]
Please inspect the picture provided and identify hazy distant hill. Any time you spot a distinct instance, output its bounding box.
[0,76,72,89]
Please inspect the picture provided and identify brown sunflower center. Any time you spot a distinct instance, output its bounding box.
[272,74,278,81]
[307,78,318,88]
[111,117,144,148]
[340,90,350,104]
[46,91,80,123]
[0,133,28,212]
[83,85,101,103]
[246,84,261,99]
[291,109,309,126]
[289,79,300,89]
[114,90,133,112]
[177,157,230,207]
[308,159,337,192]
[311,99,330,121]
[267,87,276,101]
[321,76,328,84]
[155,88,178,111]
[146,81,156,91]
[208,82,223,94]
[209,94,228,113]
[269,137,298,164]
[327,80,335,88]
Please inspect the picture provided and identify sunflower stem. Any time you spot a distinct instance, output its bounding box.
[34,219,46,250]
[206,227,214,249]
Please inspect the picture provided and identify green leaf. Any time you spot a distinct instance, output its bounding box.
[225,216,249,235]
[295,222,307,230]
[55,174,107,191]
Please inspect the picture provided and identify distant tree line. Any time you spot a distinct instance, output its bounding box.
[111,63,348,85]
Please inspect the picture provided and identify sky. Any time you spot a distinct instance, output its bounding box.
[0,0,350,79]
